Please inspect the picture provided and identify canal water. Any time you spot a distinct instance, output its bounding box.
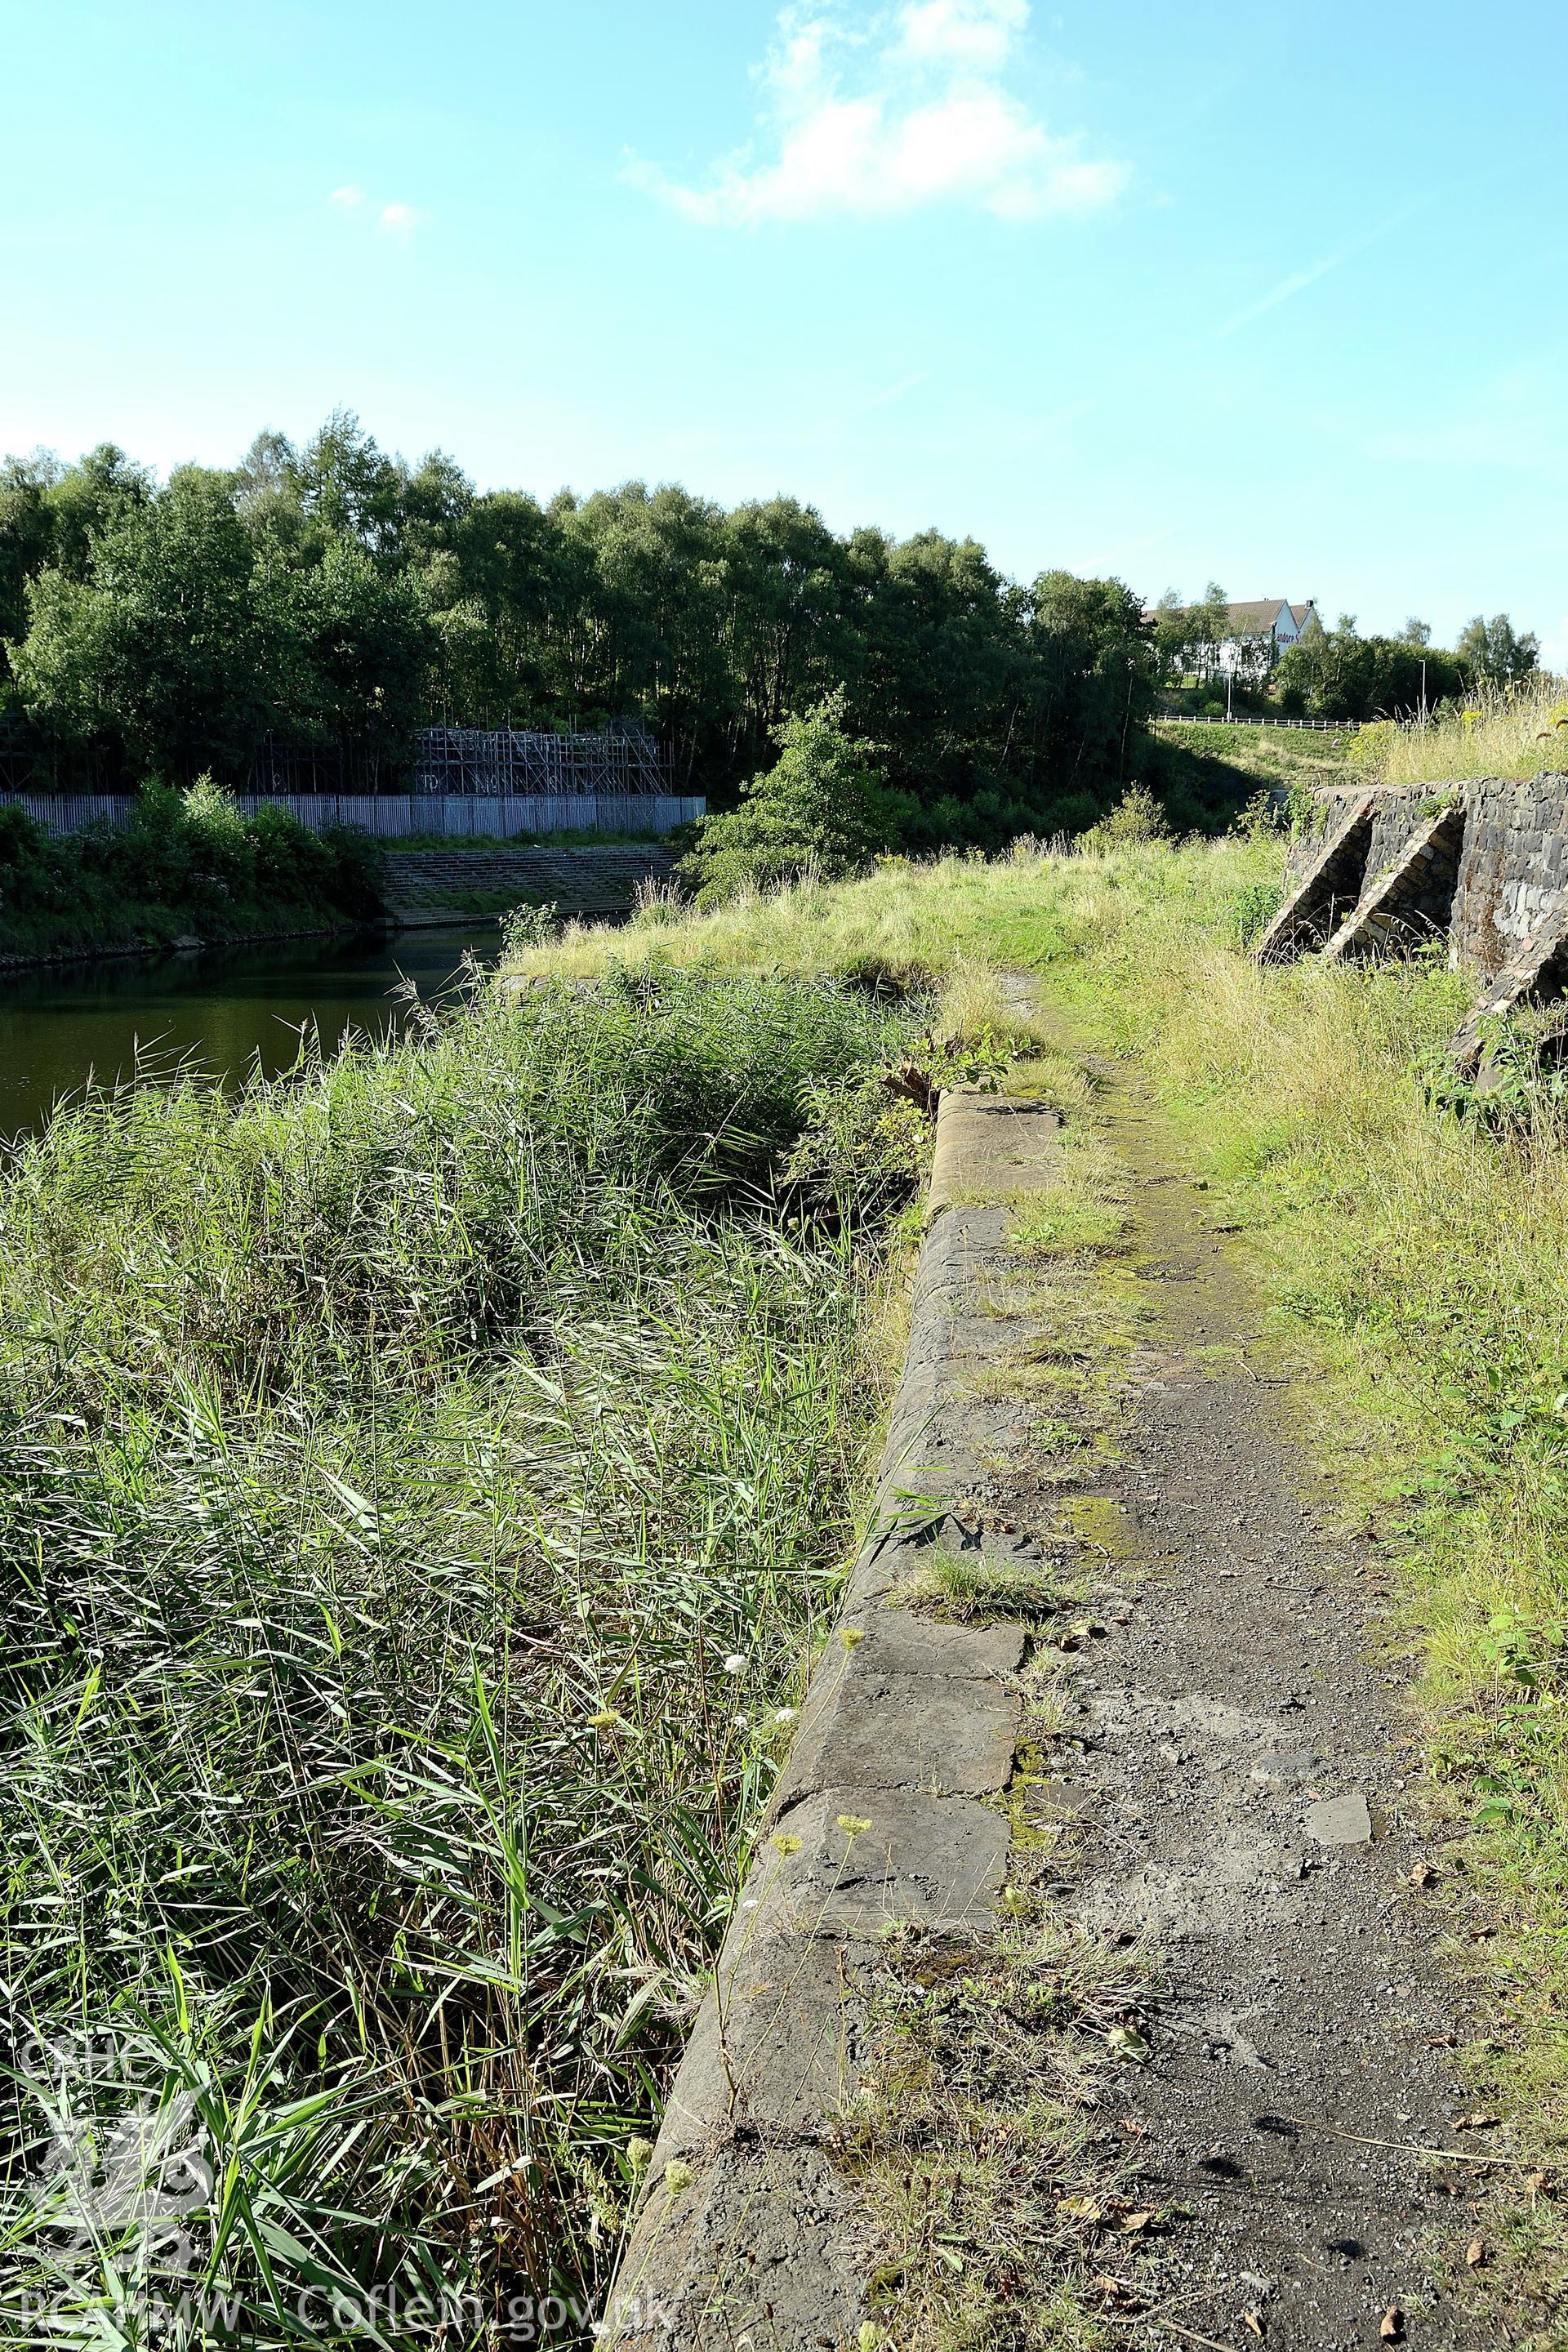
[0,923,503,1143]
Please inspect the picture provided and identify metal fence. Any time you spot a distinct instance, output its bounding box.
[1155,710,1361,733]
[0,791,704,840]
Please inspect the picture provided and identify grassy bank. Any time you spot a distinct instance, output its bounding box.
[0,782,383,961]
[1355,673,1568,788]
[1152,715,1358,802]
[519,841,1568,2328]
[0,969,929,2341]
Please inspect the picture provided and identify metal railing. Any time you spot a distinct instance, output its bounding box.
[1155,710,1361,733]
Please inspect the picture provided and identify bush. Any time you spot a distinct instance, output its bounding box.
[1077,783,1173,852]
[679,693,909,906]
[0,781,387,956]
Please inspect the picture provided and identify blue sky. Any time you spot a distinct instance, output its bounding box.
[4,0,1566,654]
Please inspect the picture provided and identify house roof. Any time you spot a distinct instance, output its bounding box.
[1146,597,1320,636]
[1156,597,1318,636]
[1220,599,1293,635]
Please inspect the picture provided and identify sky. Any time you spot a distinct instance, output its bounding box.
[3,0,1567,656]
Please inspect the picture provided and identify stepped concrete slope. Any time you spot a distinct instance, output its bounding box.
[377,844,677,922]
[604,1058,1472,2350]
[1254,795,1375,964]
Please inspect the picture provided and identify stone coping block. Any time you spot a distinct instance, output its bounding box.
[1254,793,1374,964]
[600,1090,1062,2345]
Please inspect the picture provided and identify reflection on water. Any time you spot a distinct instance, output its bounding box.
[0,923,504,1143]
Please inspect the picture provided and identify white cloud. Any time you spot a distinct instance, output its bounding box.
[627,0,1125,227]
[896,0,1026,71]
[327,188,425,238]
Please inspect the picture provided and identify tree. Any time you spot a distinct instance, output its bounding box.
[1456,612,1539,687]
[281,537,434,758]
[0,413,1222,832]
[1022,571,1156,799]
[679,693,907,904]
[1274,621,1463,722]
[1400,617,1432,646]
[1150,590,1189,686]
[1187,582,1231,683]
[0,455,60,675]
[9,466,274,773]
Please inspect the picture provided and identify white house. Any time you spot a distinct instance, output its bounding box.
[1156,597,1322,684]
[1206,599,1321,681]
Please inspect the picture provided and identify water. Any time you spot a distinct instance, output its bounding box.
[0,923,504,1143]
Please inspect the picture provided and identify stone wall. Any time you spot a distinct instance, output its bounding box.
[1448,774,1568,973]
[1285,772,1568,978]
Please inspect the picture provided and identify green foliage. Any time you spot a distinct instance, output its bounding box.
[679,694,907,903]
[1077,782,1172,851]
[499,898,560,953]
[0,969,924,2335]
[13,466,274,771]
[0,780,382,957]
[1456,611,1540,688]
[1224,875,1285,948]
[3,415,1160,840]
[1274,620,1464,722]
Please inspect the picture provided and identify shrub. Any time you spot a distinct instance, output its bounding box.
[1077,783,1172,852]
[679,692,909,906]
[0,784,386,954]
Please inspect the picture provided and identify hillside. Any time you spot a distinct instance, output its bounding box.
[1152,716,1358,815]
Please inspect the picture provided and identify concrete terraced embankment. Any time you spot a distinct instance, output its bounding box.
[604,1041,1483,2351]
[378,844,677,925]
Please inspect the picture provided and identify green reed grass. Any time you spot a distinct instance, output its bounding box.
[0,968,921,2345]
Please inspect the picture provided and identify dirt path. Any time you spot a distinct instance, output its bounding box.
[1065,1055,1477,2350]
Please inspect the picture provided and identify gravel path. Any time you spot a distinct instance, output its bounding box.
[1065,1063,1478,2350]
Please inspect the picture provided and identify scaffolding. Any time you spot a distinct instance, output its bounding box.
[0,721,670,801]
[409,724,666,798]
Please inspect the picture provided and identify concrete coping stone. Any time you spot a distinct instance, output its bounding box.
[601,1088,1062,2342]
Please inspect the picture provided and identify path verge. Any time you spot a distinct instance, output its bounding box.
[605,1025,1486,2350]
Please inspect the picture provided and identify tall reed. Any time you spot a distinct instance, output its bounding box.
[0,969,918,2344]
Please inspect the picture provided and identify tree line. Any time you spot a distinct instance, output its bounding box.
[1274,609,1539,723]
[1150,583,1541,724]
[0,413,1170,845]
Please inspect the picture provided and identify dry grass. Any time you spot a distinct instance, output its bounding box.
[1356,673,1568,788]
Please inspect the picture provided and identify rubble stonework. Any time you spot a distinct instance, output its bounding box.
[1274,773,1568,1062]
[1282,771,1568,980]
